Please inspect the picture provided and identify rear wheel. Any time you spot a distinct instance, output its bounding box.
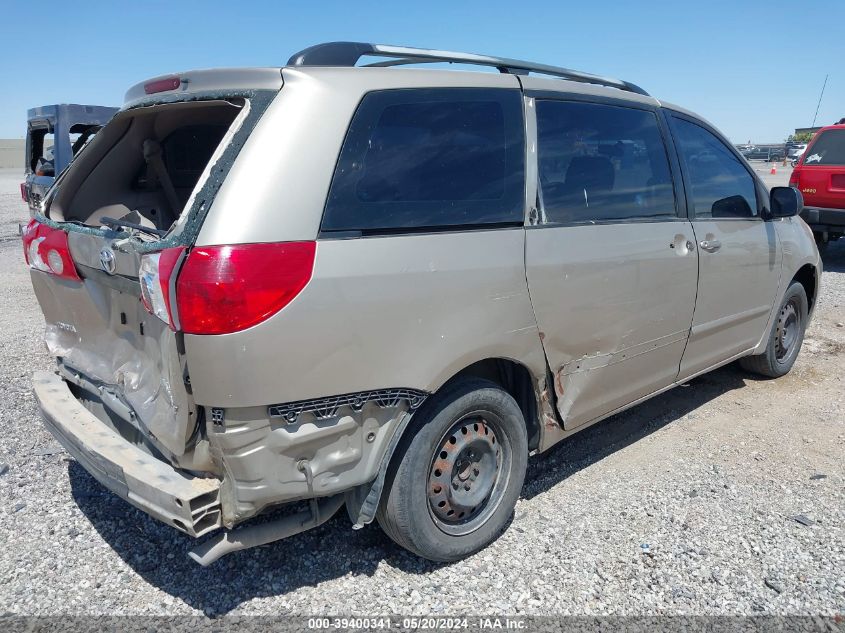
[739,281,808,378]
[376,378,527,562]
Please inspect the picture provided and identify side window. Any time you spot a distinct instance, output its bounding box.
[535,100,676,224]
[322,88,525,234]
[28,127,55,175]
[671,117,758,219]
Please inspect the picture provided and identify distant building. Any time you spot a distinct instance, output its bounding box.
[795,118,845,137]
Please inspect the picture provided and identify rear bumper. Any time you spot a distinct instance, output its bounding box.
[33,371,222,537]
[800,206,845,231]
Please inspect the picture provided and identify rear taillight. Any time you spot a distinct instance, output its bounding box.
[177,242,316,335]
[139,242,316,334]
[21,219,81,281]
[789,167,800,188]
[139,246,185,329]
[20,183,27,202]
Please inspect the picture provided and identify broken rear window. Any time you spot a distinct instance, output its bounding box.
[48,99,244,235]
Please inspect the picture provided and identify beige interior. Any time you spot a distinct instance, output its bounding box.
[49,100,243,231]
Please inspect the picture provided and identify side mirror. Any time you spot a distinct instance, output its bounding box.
[769,186,803,218]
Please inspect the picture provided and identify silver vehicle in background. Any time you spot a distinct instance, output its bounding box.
[22,104,117,213]
[24,42,821,566]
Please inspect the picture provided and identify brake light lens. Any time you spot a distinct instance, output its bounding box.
[789,168,800,188]
[176,242,316,335]
[144,77,181,95]
[139,247,185,328]
[21,219,81,281]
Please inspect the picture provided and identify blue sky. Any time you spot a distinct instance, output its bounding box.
[0,0,842,141]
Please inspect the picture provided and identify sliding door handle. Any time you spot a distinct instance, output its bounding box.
[699,239,722,253]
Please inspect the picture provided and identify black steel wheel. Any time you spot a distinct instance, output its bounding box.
[427,415,511,536]
[740,281,808,378]
[377,378,527,562]
[775,297,801,362]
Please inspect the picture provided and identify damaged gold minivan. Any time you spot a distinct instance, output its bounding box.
[25,43,821,565]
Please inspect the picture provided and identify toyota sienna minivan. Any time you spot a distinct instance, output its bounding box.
[24,42,821,565]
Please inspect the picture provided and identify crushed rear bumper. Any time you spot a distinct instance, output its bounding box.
[33,371,222,537]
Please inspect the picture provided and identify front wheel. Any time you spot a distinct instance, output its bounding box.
[739,281,808,378]
[376,378,528,562]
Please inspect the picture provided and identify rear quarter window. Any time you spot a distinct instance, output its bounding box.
[804,129,845,166]
[321,88,525,234]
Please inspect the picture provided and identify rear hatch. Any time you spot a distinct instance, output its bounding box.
[796,128,845,209]
[24,70,281,459]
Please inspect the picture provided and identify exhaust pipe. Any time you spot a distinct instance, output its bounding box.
[188,494,345,566]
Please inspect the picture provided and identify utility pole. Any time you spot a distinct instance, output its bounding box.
[811,74,828,129]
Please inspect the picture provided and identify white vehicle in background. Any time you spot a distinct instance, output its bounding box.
[789,144,807,166]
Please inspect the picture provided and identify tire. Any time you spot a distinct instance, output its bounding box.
[739,281,808,378]
[376,377,528,562]
[814,233,828,254]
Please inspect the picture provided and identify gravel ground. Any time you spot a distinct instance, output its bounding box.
[0,166,842,617]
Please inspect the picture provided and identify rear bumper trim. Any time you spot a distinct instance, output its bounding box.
[800,206,845,229]
[33,371,222,537]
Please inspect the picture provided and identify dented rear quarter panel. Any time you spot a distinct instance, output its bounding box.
[184,229,547,408]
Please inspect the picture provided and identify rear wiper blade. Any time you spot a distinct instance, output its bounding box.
[100,216,167,238]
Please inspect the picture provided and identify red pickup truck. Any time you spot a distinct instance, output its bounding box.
[790,123,845,250]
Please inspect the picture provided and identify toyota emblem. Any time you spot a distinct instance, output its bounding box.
[99,247,116,274]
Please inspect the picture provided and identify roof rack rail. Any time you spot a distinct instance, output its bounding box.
[286,42,649,97]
